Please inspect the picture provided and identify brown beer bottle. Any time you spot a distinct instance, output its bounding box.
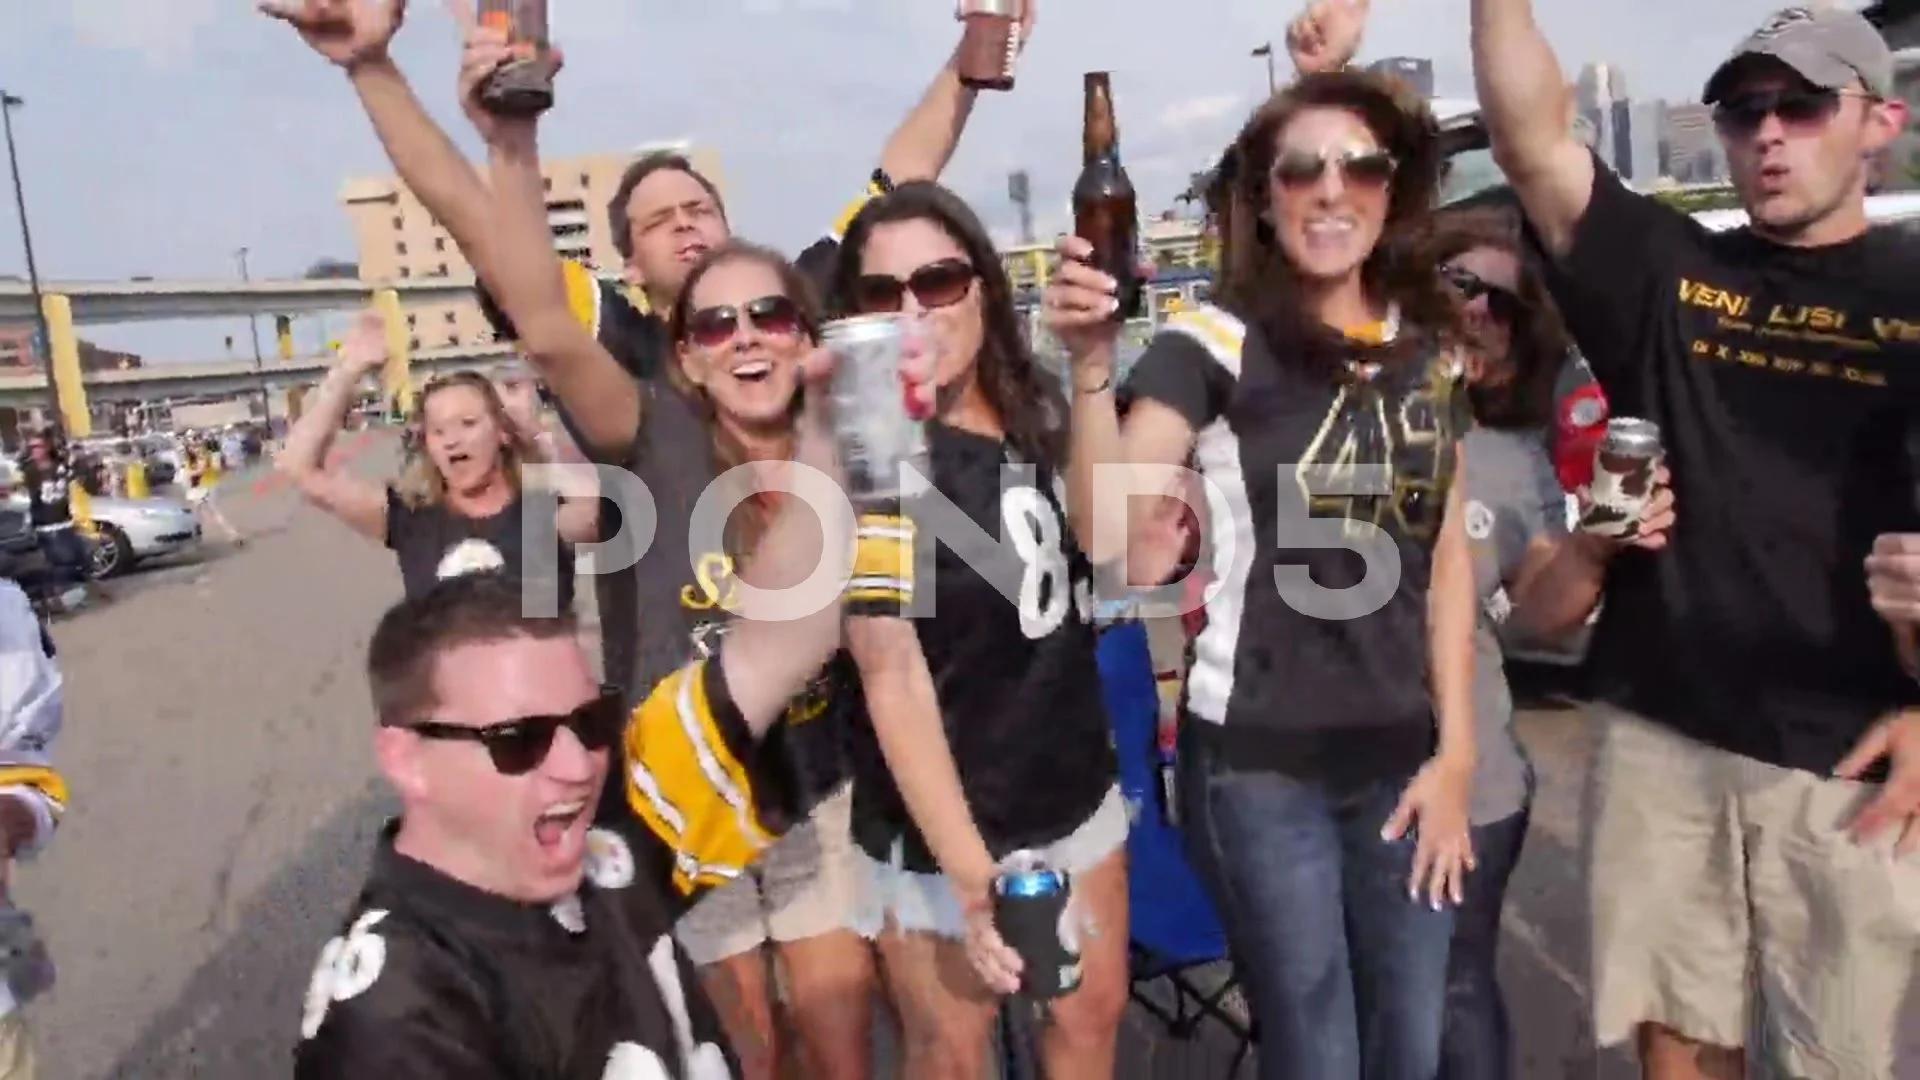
[1072,72,1142,321]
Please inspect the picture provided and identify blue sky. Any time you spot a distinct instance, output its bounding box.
[7,0,1786,361]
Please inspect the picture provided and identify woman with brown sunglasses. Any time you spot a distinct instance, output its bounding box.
[274,313,597,605]
[825,182,1131,1080]
[622,241,882,1080]
[1046,54,1478,1080]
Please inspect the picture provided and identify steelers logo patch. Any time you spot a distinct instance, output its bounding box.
[585,827,636,890]
[1464,500,1495,541]
[435,539,506,580]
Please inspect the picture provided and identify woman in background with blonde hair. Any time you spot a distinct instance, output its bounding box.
[275,313,596,604]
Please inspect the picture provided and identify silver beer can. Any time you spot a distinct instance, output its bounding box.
[1583,417,1662,538]
[822,314,930,508]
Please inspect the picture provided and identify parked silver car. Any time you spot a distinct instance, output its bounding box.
[1,491,201,578]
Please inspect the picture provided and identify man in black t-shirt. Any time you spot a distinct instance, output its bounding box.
[296,462,907,1075]
[14,433,88,593]
[1473,3,1920,1074]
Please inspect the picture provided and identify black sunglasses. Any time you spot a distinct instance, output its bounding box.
[1441,265,1522,322]
[682,295,809,348]
[851,258,978,314]
[1270,147,1397,190]
[403,687,626,776]
[1712,86,1850,136]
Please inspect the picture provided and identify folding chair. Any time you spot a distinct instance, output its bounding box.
[1099,618,1256,1076]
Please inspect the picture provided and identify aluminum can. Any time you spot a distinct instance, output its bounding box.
[956,0,1021,91]
[993,850,1081,999]
[822,314,929,510]
[1583,417,1663,538]
[476,0,555,117]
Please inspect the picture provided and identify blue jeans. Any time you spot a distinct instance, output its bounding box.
[1440,799,1532,1080]
[35,527,87,589]
[1178,724,1455,1080]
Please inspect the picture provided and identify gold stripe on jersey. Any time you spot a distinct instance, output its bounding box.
[848,513,914,612]
[0,765,67,819]
[559,261,605,338]
[830,179,891,241]
[1164,306,1246,368]
[623,659,771,896]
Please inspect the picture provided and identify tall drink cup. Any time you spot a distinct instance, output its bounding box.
[822,315,930,513]
[476,0,555,117]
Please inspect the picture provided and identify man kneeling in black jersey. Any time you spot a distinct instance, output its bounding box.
[293,390,912,1076]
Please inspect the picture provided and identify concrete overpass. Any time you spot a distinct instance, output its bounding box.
[0,275,483,325]
[0,343,516,407]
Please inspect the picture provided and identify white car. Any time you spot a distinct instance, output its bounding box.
[1,490,201,578]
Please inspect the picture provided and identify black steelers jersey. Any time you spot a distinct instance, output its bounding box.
[848,422,1114,873]
[1126,304,1471,784]
[293,609,907,1078]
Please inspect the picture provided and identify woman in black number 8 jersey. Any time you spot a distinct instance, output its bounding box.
[1048,68,1480,1079]
[826,183,1130,1080]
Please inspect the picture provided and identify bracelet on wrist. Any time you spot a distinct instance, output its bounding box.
[1075,371,1113,395]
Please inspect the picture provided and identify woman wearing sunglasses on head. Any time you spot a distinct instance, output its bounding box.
[275,313,597,605]
[824,183,1131,1080]
[1046,60,1479,1079]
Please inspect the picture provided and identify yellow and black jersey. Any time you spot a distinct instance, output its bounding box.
[621,654,767,900]
[477,262,667,384]
[622,510,913,901]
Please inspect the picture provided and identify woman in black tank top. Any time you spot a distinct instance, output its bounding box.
[275,314,596,604]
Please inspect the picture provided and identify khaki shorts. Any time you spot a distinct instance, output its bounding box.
[1587,706,1920,1077]
[673,785,869,967]
[0,1013,34,1080]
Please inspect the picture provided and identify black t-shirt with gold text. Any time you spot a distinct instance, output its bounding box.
[1536,155,1920,774]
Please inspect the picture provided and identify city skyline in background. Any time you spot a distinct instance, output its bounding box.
[2,0,1912,368]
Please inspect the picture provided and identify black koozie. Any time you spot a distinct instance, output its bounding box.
[994,880,1081,1000]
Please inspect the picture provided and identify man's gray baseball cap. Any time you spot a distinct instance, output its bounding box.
[1702,6,1894,104]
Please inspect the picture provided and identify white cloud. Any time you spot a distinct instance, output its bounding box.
[70,0,222,68]
[1156,93,1246,131]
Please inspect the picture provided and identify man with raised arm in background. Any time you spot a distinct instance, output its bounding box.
[1469,2,1920,1077]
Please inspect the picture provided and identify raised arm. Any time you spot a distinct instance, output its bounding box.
[874,11,1013,185]
[263,2,499,283]
[1045,239,1216,571]
[462,32,641,457]
[274,313,391,541]
[714,388,850,730]
[1470,0,1596,258]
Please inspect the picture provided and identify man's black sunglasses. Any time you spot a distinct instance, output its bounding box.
[402,687,626,775]
[1712,86,1853,136]
[1441,265,1522,322]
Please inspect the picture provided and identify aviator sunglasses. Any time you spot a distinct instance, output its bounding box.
[682,295,810,348]
[1441,265,1522,322]
[1270,147,1397,190]
[851,258,979,314]
[1712,85,1854,136]
[402,686,626,775]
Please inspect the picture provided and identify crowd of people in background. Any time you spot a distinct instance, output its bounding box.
[3,0,1916,1076]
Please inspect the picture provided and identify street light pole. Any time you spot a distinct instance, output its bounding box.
[234,247,272,424]
[1252,42,1276,94]
[1,91,62,440]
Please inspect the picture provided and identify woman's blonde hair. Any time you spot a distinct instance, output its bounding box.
[392,370,527,510]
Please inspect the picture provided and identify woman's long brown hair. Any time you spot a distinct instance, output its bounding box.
[1216,69,1460,375]
[665,241,822,556]
[1429,205,1573,430]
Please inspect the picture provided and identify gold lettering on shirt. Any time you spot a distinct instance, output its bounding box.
[1766,304,1847,333]
[680,552,742,612]
[1678,279,1751,318]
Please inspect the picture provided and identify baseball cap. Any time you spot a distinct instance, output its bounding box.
[1702,6,1894,104]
